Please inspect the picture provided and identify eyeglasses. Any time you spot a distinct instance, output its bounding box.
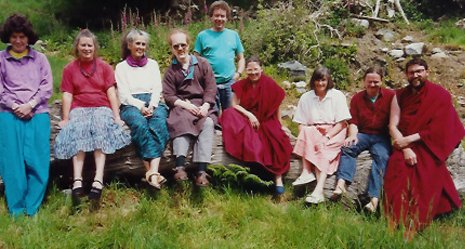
[172,43,187,49]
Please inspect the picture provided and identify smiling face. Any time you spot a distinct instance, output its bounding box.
[77,37,95,61]
[406,64,428,88]
[210,8,228,31]
[170,32,189,62]
[364,73,382,97]
[128,35,147,59]
[246,61,263,82]
[314,77,328,97]
[9,32,28,53]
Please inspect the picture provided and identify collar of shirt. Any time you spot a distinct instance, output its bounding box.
[172,54,198,81]
[311,88,335,102]
[4,46,36,62]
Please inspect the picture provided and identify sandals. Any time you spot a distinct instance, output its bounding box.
[195,171,210,187]
[173,167,189,181]
[88,180,104,200]
[146,170,167,190]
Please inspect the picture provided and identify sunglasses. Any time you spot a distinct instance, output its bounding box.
[172,43,187,49]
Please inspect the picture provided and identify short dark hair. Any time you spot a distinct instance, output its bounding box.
[246,55,261,67]
[72,29,99,58]
[209,1,231,19]
[364,66,384,80]
[0,14,38,45]
[309,66,334,91]
[405,57,428,72]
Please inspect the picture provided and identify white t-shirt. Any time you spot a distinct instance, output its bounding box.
[293,89,351,125]
[115,58,162,109]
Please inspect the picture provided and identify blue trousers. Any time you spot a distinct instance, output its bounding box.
[120,94,169,160]
[336,133,391,198]
[216,78,234,112]
[0,112,50,216]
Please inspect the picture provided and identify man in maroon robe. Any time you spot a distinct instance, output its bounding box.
[385,57,465,236]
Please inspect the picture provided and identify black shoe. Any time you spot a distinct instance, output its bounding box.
[71,179,84,206]
[88,180,103,200]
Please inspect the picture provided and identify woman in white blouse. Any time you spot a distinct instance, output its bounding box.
[292,66,351,204]
[115,29,169,189]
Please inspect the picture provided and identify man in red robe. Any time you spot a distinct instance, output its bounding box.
[384,57,465,237]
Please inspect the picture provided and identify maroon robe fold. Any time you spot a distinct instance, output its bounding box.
[219,75,292,175]
[384,81,465,230]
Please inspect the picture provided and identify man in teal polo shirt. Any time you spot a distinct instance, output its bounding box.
[194,0,245,113]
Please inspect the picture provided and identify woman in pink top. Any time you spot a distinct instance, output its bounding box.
[54,29,130,209]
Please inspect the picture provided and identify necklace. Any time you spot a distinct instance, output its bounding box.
[79,59,97,78]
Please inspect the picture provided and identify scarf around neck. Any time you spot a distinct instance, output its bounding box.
[126,55,148,67]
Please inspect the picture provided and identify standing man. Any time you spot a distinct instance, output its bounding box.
[333,66,395,213]
[163,29,217,187]
[194,0,245,112]
[385,57,465,238]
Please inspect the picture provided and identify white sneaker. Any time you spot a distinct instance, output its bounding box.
[292,173,316,186]
[305,193,325,204]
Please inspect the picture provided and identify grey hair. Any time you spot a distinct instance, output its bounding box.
[121,28,150,59]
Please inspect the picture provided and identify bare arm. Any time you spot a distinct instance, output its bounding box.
[232,93,260,129]
[234,53,245,80]
[107,86,124,126]
[58,92,73,128]
[389,95,419,165]
[343,123,359,147]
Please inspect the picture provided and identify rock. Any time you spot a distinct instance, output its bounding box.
[396,57,406,63]
[456,18,465,29]
[350,18,369,29]
[405,42,425,56]
[388,49,404,59]
[380,47,389,53]
[280,105,296,119]
[282,80,292,89]
[293,80,307,88]
[431,52,448,59]
[33,40,46,52]
[431,47,444,54]
[278,61,307,78]
[401,35,414,43]
[375,28,395,42]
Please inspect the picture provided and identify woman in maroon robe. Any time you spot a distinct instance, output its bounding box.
[220,56,292,195]
[385,58,465,239]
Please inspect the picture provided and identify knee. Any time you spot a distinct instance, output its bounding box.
[203,117,214,130]
[341,146,358,158]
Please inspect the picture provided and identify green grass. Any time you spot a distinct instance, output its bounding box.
[1,183,465,248]
[421,19,465,49]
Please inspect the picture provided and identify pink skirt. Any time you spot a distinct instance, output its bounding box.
[293,124,346,175]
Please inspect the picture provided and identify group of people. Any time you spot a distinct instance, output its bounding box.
[0,0,464,239]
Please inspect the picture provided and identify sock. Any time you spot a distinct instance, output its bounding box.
[175,156,186,168]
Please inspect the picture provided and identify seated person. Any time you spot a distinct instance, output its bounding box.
[116,29,169,190]
[333,66,395,212]
[54,29,131,207]
[220,56,292,195]
[292,66,351,204]
[162,29,217,187]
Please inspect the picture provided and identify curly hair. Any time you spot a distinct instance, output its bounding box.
[208,1,231,19]
[0,13,38,45]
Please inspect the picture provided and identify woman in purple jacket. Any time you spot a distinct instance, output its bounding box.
[0,14,53,216]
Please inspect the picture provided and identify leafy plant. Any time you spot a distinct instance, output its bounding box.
[208,164,274,192]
